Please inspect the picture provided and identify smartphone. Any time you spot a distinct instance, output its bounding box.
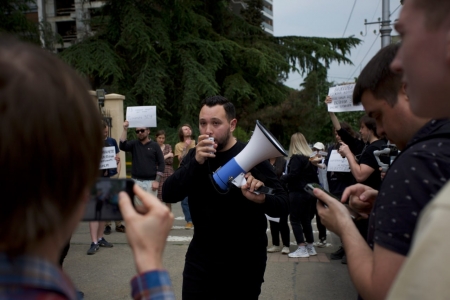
[82,178,135,221]
[304,183,363,221]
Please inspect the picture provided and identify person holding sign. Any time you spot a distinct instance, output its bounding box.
[86,122,118,255]
[119,122,165,205]
[102,122,126,235]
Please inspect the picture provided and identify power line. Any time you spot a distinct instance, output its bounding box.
[345,0,381,79]
[347,33,380,80]
[390,4,401,17]
[342,0,358,37]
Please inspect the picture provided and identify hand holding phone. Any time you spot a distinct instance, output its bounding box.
[304,183,363,221]
[82,178,135,221]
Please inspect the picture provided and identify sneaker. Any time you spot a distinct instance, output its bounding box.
[330,246,345,260]
[317,237,327,248]
[267,245,282,253]
[87,242,99,255]
[306,243,317,256]
[288,246,309,258]
[341,255,347,264]
[103,225,111,235]
[281,246,290,254]
[98,237,113,248]
[185,222,194,230]
[115,225,126,233]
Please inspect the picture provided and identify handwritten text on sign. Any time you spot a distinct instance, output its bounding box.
[126,106,157,128]
[327,150,350,172]
[327,84,364,112]
[100,146,117,170]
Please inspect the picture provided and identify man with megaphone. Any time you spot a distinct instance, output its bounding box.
[163,95,289,300]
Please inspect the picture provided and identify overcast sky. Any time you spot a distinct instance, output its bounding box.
[273,0,402,89]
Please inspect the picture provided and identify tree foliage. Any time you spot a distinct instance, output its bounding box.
[0,0,40,44]
[1,0,361,147]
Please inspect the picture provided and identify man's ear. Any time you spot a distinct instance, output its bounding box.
[230,118,237,132]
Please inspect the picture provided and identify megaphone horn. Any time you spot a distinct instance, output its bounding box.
[212,120,288,190]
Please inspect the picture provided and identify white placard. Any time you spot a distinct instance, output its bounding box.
[327,150,350,172]
[327,84,364,112]
[100,146,117,170]
[126,106,157,128]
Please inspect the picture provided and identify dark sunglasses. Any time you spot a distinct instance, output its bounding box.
[135,129,146,134]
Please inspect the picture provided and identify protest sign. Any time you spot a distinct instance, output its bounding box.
[126,106,157,128]
[327,83,364,112]
[327,150,350,172]
[100,146,117,170]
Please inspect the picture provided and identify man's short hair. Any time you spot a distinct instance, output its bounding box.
[360,114,379,138]
[413,0,450,29]
[353,43,402,106]
[200,95,236,122]
[178,124,192,142]
[0,36,103,257]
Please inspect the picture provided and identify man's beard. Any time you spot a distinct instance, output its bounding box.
[138,135,147,141]
[215,130,231,152]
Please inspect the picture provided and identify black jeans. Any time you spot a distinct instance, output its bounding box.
[289,191,315,244]
[269,213,290,247]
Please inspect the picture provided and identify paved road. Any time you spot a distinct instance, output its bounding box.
[64,202,357,300]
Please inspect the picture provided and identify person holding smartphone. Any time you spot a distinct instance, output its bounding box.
[0,36,175,300]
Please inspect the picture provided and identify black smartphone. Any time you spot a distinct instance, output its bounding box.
[304,183,363,220]
[82,178,135,221]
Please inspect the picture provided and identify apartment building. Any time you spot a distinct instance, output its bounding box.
[230,0,274,35]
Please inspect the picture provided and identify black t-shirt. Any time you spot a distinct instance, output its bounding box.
[367,119,450,256]
[357,139,385,190]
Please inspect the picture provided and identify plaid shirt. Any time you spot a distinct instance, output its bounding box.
[0,253,78,300]
[131,270,175,300]
[0,253,174,300]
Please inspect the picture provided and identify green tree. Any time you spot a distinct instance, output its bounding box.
[0,0,40,44]
[57,0,360,143]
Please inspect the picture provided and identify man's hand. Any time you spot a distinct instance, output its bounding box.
[241,172,266,204]
[314,188,354,237]
[115,155,120,164]
[123,120,129,130]
[341,184,378,218]
[118,184,173,273]
[338,141,351,158]
[152,181,159,191]
[325,95,332,104]
[194,135,216,165]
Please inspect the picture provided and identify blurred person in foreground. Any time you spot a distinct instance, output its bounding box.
[386,0,450,298]
[315,42,450,300]
[0,35,175,300]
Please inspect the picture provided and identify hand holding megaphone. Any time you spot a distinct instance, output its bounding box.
[195,135,216,164]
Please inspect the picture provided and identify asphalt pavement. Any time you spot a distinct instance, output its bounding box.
[64,203,357,300]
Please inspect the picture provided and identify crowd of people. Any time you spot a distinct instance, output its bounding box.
[2,1,450,299]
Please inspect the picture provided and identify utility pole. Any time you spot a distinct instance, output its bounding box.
[380,0,392,47]
[362,0,392,48]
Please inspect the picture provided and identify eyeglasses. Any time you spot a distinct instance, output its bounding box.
[135,129,146,134]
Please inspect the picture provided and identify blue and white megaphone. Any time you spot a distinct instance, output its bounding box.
[212,120,288,191]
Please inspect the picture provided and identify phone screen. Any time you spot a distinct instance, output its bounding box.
[82,178,135,221]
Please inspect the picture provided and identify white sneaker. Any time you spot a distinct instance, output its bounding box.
[267,245,282,253]
[306,243,317,256]
[317,238,327,248]
[288,246,309,258]
[281,246,290,254]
